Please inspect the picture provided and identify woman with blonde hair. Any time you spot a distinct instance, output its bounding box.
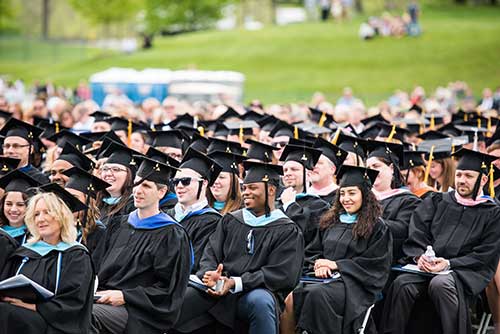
[0,190,94,334]
[427,153,456,192]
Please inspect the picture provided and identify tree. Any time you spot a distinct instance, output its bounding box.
[0,0,18,34]
[354,0,363,13]
[42,0,50,39]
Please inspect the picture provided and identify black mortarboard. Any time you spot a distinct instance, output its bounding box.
[455,125,488,143]
[300,123,333,136]
[417,130,449,140]
[437,123,461,137]
[148,130,188,149]
[418,138,453,160]
[0,118,43,143]
[0,170,41,193]
[335,133,368,161]
[145,146,181,168]
[358,125,381,139]
[207,137,244,155]
[0,157,20,175]
[47,130,92,150]
[314,137,348,168]
[63,167,110,198]
[336,165,379,189]
[168,113,196,129]
[280,144,322,193]
[57,142,95,171]
[179,148,222,187]
[309,107,335,128]
[288,137,315,147]
[106,117,140,132]
[245,139,278,163]
[37,183,87,212]
[208,151,245,174]
[0,109,12,120]
[241,110,263,122]
[269,121,307,139]
[397,118,429,135]
[189,133,210,153]
[135,156,178,185]
[256,115,279,132]
[90,110,111,122]
[35,119,68,139]
[242,160,283,216]
[409,104,423,114]
[361,113,389,127]
[219,106,241,121]
[453,148,497,174]
[100,141,142,170]
[223,120,259,136]
[376,123,411,142]
[366,140,404,167]
[401,151,426,170]
[424,114,444,126]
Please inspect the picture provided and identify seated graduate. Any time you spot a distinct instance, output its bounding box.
[278,144,330,247]
[207,151,245,214]
[280,165,392,334]
[166,148,223,273]
[308,137,348,205]
[365,140,421,263]
[0,190,94,334]
[0,228,18,274]
[92,156,192,334]
[173,161,304,334]
[62,167,110,256]
[380,149,500,334]
[0,170,41,245]
[48,142,95,187]
[400,150,436,200]
[0,118,49,184]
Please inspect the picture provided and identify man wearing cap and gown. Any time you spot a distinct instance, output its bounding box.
[147,129,189,162]
[279,144,330,247]
[381,149,500,334]
[0,118,49,184]
[166,148,223,273]
[92,155,192,334]
[49,142,95,187]
[173,161,304,334]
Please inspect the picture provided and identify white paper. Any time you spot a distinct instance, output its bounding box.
[402,264,453,275]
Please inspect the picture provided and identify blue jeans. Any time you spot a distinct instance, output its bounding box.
[237,289,277,334]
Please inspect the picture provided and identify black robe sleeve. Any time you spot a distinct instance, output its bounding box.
[0,231,18,278]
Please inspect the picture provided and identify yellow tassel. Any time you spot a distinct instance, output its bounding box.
[239,125,244,144]
[198,126,205,137]
[294,126,299,140]
[430,115,435,130]
[424,145,435,184]
[487,117,492,137]
[127,119,132,147]
[318,112,327,127]
[386,124,397,142]
[331,128,341,145]
[464,113,468,122]
[55,122,59,134]
[477,118,482,129]
[419,122,424,135]
[489,164,496,198]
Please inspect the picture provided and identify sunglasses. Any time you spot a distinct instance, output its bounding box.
[171,177,203,187]
[272,141,288,148]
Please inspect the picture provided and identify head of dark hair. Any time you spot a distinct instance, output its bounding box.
[0,191,28,227]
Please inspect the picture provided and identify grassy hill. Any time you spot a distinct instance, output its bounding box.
[1,4,499,105]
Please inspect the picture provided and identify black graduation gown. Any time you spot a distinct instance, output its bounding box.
[166,206,221,273]
[160,192,178,212]
[0,229,18,273]
[384,191,500,334]
[279,194,331,247]
[319,190,336,206]
[379,191,421,263]
[97,212,192,333]
[179,209,304,330]
[0,244,94,334]
[293,219,392,334]
[21,165,50,184]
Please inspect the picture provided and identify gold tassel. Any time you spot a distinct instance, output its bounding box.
[419,122,424,135]
[430,115,435,130]
[127,119,132,147]
[487,117,492,138]
[331,128,341,145]
[294,126,299,140]
[490,163,495,198]
[318,112,327,127]
[386,124,397,142]
[55,122,60,134]
[239,125,244,144]
[477,117,482,129]
[424,145,435,184]
[198,126,205,137]
[464,113,468,122]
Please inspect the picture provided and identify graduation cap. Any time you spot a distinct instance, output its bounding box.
[335,132,368,164]
[242,160,283,217]
[0,118,43,143]
[424,114,444,128]
[300,123,333,137]
[223,120,259,142]
[179,148,223,188]
[417,130,449,141]
[100,141,143,173]
[486,123,500,147]
[409,104,423,114]
[219,106,241,121]
[245,139,278,163]
[241,110,263,122]
[279,144,322,193]
[145,146,181,168]
[90,110,111,122]
[135,156,179,186]
[314,137,348,169]
[361,113,389,127]
[376,123,411,143]
[336,165,379,189]
[401,151,426,170]
[57,142,95,171]
[0,170,41,193]
[452,148,498,198]
[0,109,12,120]
[63,167,110,199]
[366,140,404,167]
[188,133,210,154]
[0,156,20,175]
[269,121,307,139]
[37,183,88,212]
[208,151,245,200]
[256,115,279,132]
[207,137,245,155]
[106,117,140,132]
[148,130,188,150]
[418,138,453,161]
[35,118,68,139]
[455,125,488,145]
[47,130,92,150]
[168,113,196,129]
[309,107,335,128]
[437,123,461,137]
[397,119,429,135]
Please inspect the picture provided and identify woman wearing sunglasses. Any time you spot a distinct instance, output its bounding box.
[167,148,222,273]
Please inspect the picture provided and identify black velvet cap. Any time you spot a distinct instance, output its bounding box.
[366,140,404,166]
[0,170,41,193]
[375,123,411,142]
[57,142,95,171]
[401,151,426,170]
[145,146,181,168]
[417,130,450,140]
[223,120,259,136]
[0,118,43,143]
[208,151,245,174]
[188,133,210,154]
[148,130,188,149]
[105,117,141,132]
[90,111,111,122]
[279,144,322,170]
[80,130,122,144]
[438,123,462,137]
[418,138,453,160]
[256,115,279,132]
[241,110,263,122]
[35,118,69,139]
[361,113,389,127]
[309,107,335,128]
[100,141,143,169]
[168,113,195,129]
[336,165,379,189]
[314,137,348,168]
[335,133,368,160]
[268,121,307,139]
[207,137,244,155]
[453,148,497,174]
[245,139,278,163]
[219,106,241,121]
[47,130,92,150]
[179,148,222,186]
[0,157,20,175]
[242,160,283,186]
[37,183,88,212]
[63,167,110,198]
[135,156,178,185]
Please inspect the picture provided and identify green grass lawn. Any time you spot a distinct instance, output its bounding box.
[0,5,499,105]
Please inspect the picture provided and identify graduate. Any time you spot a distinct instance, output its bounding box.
[309,137,348,204]
[401,150,436,199]
[280,165,392,334]
[173,161,304,334]
[92,155,192,334]
[207,151,244,214]
[0,118,49,184]
[166,148,222,273]
[381,149,500,334]
[279,144,330,247]
[366,140,421,262]
[48,142,94,187]
[147,129,188,161]
[0,191,94,334]
[0,170,42,245]
[0,228,17,272]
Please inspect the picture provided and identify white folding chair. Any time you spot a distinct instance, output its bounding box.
[476,312,492,334]
[358,304,375,334]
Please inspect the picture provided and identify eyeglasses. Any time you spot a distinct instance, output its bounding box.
[2,144,30,150]
[171,177,203,187]
[101,166,127,174]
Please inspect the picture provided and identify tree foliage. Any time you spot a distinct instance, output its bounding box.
[68,0,142,26]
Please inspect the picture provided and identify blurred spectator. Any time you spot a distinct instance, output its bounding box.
[336,87,364,108]
[141,97,161,122]
[478,88,499,112]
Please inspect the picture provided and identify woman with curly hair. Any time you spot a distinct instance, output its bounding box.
[280,165,392,334]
